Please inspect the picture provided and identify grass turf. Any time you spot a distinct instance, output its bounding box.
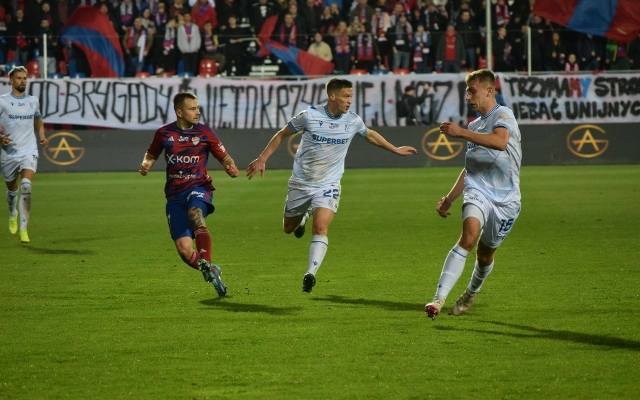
[1,165,639,399]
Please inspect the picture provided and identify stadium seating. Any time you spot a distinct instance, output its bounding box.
[26,60,40,78]
[135,71,151,78]
[350,69,368,75]
[198,59,218,77]
[392,68,410,75]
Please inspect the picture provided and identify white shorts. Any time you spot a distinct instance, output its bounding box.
[284,183,341,217]
[1,154,38,182]
[462,188,520,249]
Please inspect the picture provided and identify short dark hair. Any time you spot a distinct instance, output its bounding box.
[465,69,496,87]
[8,66,27,78]
[326,78,352,95]
[173,92,197,110]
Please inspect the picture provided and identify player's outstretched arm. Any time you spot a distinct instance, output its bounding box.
[138,152,157,176]
[365,129,418,156]
[221,154,240,178]
[0,126,10,146]
[436,168,466,218]
[440,121,508,151]
[246,125,295,179]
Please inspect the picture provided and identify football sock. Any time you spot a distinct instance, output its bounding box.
[18,179,31,230]
[180,250,199,270]
[433,244,469,301]
[306,234,328,275]
[7,189,18,216]
[467,260,494,293]
[194,227,212,262]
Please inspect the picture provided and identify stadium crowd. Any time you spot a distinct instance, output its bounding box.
[0,0,639,77]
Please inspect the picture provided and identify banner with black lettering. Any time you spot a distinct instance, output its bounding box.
[498,73,640,124]
[1,73,638,129]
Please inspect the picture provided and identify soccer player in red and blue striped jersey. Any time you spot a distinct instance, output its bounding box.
[138,92,239,296]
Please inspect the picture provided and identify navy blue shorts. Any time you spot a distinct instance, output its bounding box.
[166,187,214,240]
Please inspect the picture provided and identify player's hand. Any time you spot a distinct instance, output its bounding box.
[225,163,240,178]
[439,121,463,137]
[436,196,452,218]
[138,164,150,176]
[395,146,418,156]
[0,133,10,146]
[39,137,49,146]
[246,158,266,179]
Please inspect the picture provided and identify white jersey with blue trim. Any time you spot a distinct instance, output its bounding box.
[287,105,368,187]
[465,104,522,204]
[0,92,41,158]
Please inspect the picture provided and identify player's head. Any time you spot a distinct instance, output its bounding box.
[173,92,200,125]
[326,78,353,114]
[9,66,28,94]
[464,69,496,112]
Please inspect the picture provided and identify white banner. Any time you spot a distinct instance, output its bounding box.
[498,73,640,124]
[1,73,638,129]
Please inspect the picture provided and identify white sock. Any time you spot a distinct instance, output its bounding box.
[434,244,469,301]
[306,234,328,275]
[467,261,494,293]
[7,189,18,217]
[18,178,32,230]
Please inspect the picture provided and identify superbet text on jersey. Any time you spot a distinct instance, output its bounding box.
[146,122,228,197]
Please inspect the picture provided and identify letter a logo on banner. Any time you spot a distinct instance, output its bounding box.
[566,124,608,159]
[44,132,86,166]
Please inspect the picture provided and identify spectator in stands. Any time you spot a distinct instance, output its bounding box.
[157,16,178,74]
[177,12,201,75]
[545,31,566,71]
[436,24,465,72]
[493,26,512,72]
[300,0,322,37]
[170,0,189,20]
[34,18,58,76]
[412,24,431,73]
[307,32,333,62]
[371,6,391,70]
[141,8,155,29]
[7,8,31,67]
[350,0,374,32]
[409,4,426,31]
[352,20,378,73]
[221,15,250,76]
[154,2,169,33]
[275,13,304,49]
[118,0,139,33]
[388,13,412,70]
[397,83,432,126]
[494,0,510,27]
[217,0,243,31]
[332,20,351,74]
[191,0,218,31]
[457,9,480,70]
[576,33,603,71]
[201,20,225,72]
[606,40,630,70]
[565,53,579,72]
[123,17,150,75]
[250,0,278,33]
[628,35,640,70]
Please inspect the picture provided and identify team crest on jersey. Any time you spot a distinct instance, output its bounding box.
[329,123,338,129]
[191,136,200,145]
[319,121,324,127]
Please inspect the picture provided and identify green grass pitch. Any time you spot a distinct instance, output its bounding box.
[1,165,639,399]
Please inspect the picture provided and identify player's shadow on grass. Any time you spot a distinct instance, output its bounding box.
[312,295,421,312]
[435,320,640,351]
[25,246,95,255]
[200,299,302,316]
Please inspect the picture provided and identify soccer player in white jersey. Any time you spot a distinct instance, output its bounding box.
[424,69,522,319]
[246,78,417,292]
[0,66,48,243]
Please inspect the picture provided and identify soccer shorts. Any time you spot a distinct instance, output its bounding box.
[284,183,341,217]
[1,153,38,182]
[462,188,521,249]
[165,186,214,240]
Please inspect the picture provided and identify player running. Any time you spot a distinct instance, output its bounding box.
[425,69,522,319]
[0,66,48,243]
[246,78,417,293]
[138,92,239,297]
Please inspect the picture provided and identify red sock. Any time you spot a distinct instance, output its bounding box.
[194,227,212,262]
[180,250,199,270]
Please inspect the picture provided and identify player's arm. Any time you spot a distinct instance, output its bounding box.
[34,116,48,146]
[364,129,418,156]
[246,125,296,179]
[436,168,466,218]
[138,152,157,176]
[440,122,509,151]
[0,125,10,145]
[220,153,239,178]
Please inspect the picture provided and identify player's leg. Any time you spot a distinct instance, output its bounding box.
[174,236,199,269]
[282,186,311,235]
[17,168,35,243]
[167,200,199,269]
[3,157,20,235]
